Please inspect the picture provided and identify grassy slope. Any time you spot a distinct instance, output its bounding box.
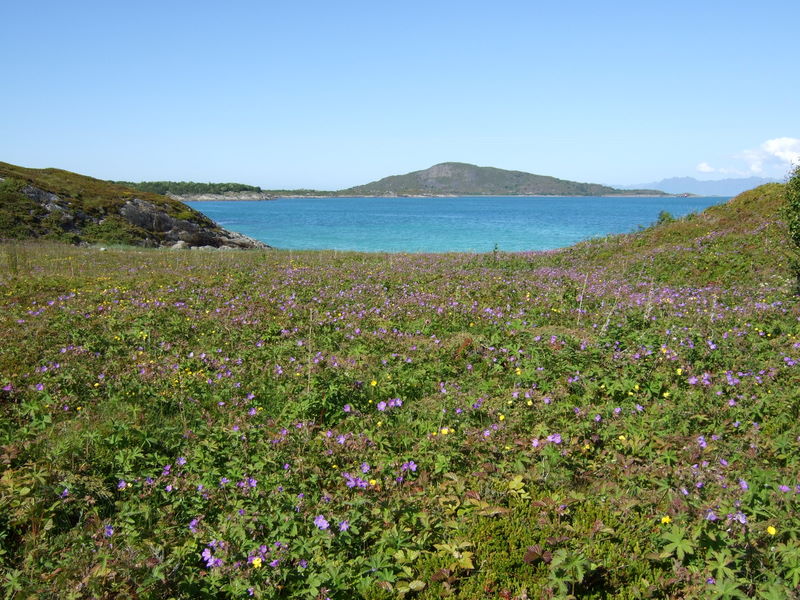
[0,184,798,599]
[0,161,218,244]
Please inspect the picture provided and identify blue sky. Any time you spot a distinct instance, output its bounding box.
[2,0,798,189]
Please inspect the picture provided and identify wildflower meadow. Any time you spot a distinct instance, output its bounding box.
[1,183,799,599]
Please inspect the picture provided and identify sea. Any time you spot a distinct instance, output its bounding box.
[185,196,729,253]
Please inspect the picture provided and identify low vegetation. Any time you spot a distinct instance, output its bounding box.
[0,162,260,248]
[113,182,264,196]
[0,181,798,599]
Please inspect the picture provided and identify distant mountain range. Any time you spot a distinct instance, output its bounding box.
[619,176,779,197]
[338,163,666,197]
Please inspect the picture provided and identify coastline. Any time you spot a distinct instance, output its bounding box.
[184,192,700,201]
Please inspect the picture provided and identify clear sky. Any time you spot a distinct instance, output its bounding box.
[1,0,798,189]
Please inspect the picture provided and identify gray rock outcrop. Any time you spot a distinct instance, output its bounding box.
[18,185,270,249]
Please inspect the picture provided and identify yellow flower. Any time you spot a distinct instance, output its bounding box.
[369,479,377,486]
[252,557,262,568]
[370,380,377,387]
[515,367,522,375]
[618,435,626,441]
[499,414,505,421]
[767,526,777,536]
[526,400,533,406]
[676,368,683,375]
[661,516,671,524]
[376,421,383,427]
[440,427,449,435]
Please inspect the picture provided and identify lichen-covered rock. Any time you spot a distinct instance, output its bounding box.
[0,161,272,248]
[19,185,268,249]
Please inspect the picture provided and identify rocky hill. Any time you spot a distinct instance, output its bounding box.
[0,162,268,249]
[340,162,667,196]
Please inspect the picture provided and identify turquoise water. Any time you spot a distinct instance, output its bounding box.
[186,196,729,253]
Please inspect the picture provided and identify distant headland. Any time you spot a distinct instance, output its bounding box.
[118,163,670,200]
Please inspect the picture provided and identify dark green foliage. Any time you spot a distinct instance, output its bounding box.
[784,165,800,292]
[656,210,676,225]
[82,216,153,246]
[114,181,263,195]
[786,165,800,247]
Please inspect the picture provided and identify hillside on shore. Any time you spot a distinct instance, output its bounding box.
[0,162,268,249]
[119,163,668,199]
[340,162,668,197]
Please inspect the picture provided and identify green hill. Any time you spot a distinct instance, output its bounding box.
[341,162,667,196]
[0,162,267,248]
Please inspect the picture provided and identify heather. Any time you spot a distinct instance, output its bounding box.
[1,184,799,599]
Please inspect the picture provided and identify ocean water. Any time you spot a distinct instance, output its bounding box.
[186,196,729,253]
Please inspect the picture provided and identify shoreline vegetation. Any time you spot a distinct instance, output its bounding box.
[2,172,799,598]
[180,192,700,201]
[117,162,675,201]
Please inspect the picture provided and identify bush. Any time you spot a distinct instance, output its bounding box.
[785,164,800,291]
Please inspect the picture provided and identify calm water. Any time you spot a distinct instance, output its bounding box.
[186,196,729,253]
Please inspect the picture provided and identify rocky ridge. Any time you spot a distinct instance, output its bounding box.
[0,162,269,249]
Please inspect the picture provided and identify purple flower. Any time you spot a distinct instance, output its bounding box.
[60,488,69,498]
[201,547,223,568]
[339,520,350,531]
[177,457,187,466]
[117,480,127,490]
[189,518,199,532]
[314,515,329,530]
[376,401,387,412]
[730,511,747,524]
[343,404,352,413]
[219,477,229,486]
[360,462,370,473]
[739,479,749,491]
[104,525,114,537]
[547,433,562,444]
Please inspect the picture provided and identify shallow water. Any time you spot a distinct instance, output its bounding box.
[186,195,728,253]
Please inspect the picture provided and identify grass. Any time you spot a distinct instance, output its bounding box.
[0,183,799,599]
[0,161,220,246]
